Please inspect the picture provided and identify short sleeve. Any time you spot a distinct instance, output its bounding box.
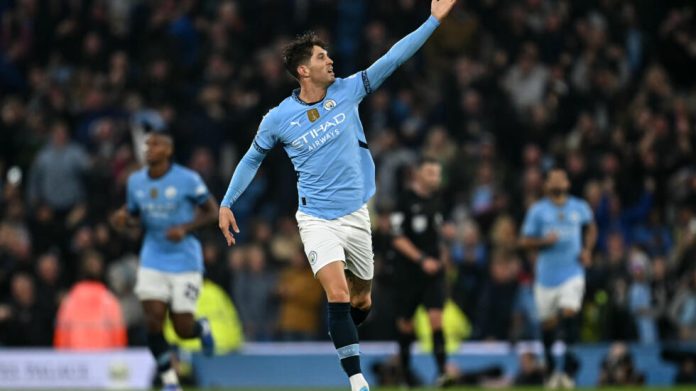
[580,200,594,224]
[253,111,278,153]
[340,72,371,102]
[521,206,541,237]
[188,172,210,205]
[126,176,140,216]
[390,196,409,236]
[390,211,406,236]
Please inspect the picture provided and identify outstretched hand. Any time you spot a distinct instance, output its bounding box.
[431,0,457,22]
[219,206,240,246]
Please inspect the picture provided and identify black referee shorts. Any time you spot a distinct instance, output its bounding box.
[394,271,446,320]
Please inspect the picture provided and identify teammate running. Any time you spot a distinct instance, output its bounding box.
[111,132,217,391]
[520,168,597,389]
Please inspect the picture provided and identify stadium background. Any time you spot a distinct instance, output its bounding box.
[1,0,696,388]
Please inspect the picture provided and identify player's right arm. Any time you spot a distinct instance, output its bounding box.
[519,205,558,251]
[109,206,138,232]
[219,112,277,246]
[110,175,141,232]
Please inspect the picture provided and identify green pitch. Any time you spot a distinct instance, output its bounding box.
[177,388,687,391]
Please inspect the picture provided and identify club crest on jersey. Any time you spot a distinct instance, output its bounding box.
[308,251,317,265]
[323,99,336,111]
[307,108,320,122]
[165,186,177,199]
[150,188,158,199]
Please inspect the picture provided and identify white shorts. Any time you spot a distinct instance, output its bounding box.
[295,204,374,281]
[134,267,202,313]
[534,276,585,321]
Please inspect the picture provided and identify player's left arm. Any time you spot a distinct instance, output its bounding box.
[353,0,457,96]
[166,175,219,242]
[166,197,220,242]
[580,201,598,267]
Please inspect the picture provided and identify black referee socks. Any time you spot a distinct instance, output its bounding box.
[433,329,446,375]
[328,302,362,377]
[350,306,371,327]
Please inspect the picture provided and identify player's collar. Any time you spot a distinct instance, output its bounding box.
[292,88,326,106]
[546,196,569,207]
[147,162,174,180]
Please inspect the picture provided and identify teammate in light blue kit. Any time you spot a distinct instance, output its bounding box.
[111,132,217,391]
[520,168,597,390]
[218,2,457,390]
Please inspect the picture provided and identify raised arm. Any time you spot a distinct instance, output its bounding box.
[363,0,456,91]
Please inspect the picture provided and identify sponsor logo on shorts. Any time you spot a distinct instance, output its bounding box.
[308,251,317,265]
[184,283,199,301]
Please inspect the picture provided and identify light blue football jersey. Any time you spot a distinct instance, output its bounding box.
[127,164,210,272]
[222,16,441,220]
[252,75,374,219]
[521,196,594,287]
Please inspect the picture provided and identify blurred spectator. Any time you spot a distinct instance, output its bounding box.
[598,343,645,386]
[669,270,696,341]
[200,239,228,290]
[450,220,486,322]
[107,256,144,346]
[661,347,696,385]
[502,43,548,116]
[651,257,676,339]
[34,252,65,313]
[276,250,324,341]
[0,273,53,346]
[54,251,126,349]
[473,251,520,341]
[231,245,276,341]
[514,352,545,386]
[627,249,657,344]
[27,121,90,212]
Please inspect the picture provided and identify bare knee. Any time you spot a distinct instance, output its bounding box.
[350,294,372,310]
[326,286,350,303]
[428,310,443,330]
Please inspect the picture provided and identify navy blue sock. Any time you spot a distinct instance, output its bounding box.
[193,320,203,338]
[433,329,447,375]
[328,302,361,377]
[397,330,414,375]
[542,328,556,374]
[350,306,371,327]
[147,332,172,373]
[561,316,579,375]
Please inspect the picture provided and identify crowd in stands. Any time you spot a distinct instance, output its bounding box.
[1,0,696,351]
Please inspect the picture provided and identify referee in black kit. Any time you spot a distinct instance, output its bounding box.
[389,157,453,388]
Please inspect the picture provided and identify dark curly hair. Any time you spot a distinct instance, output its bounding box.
[282,32,328,80]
